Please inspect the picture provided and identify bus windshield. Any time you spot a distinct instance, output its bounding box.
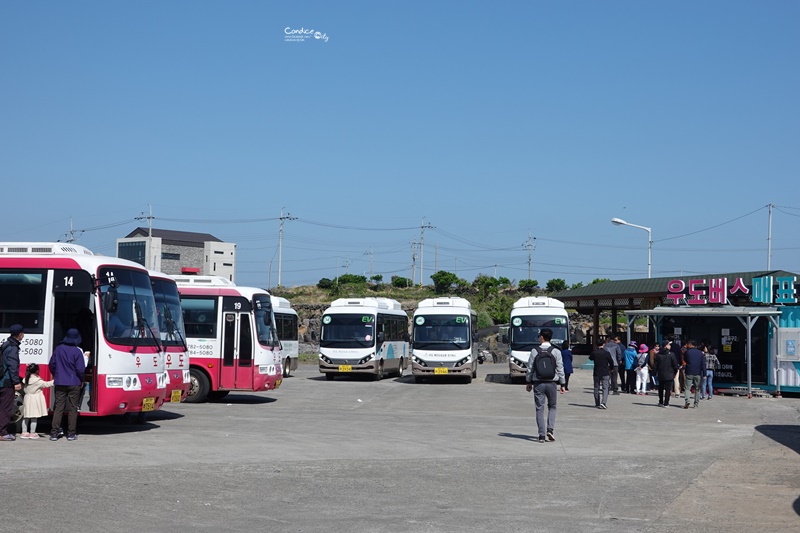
[413,314,470,350]
[253,295,279,347]
[99,268,160,345]
[509,315,568,351]
[151,278,186,346]
[320,313,376,348]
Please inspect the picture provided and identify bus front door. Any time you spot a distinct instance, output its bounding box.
[220,312,255,391]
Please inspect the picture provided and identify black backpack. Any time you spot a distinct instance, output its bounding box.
[533,346,557,381]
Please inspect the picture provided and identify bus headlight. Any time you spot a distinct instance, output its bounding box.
[319,354,331,364]
[358,354,374,365]
[107,376,124,387]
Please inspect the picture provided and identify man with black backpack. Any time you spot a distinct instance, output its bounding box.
[525,328,565,443]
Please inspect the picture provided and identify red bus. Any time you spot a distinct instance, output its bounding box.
[0,242,167,419]
[150,270,190,404]
[173,275,282,402]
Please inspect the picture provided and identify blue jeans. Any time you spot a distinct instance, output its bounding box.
[533,381,558,437]
[702,370,714,398]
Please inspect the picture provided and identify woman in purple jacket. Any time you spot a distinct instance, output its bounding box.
[48,328,86,441]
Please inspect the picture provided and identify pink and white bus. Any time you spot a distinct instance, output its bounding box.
[149,270,190,404]
[0,242,167,418]
[172,276,282,402]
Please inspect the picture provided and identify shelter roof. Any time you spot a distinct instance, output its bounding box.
[551,270,799,312]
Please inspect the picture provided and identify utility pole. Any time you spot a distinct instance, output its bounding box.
[419,218,434,287]
[135,205,156,269]
[767,203,774,270]
[364,249,374,279]
[278,208,297,287]
[523,232,536,280]
[410,241,418,285]
[62,218,79,243]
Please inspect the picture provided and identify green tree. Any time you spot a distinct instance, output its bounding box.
[473,274,501,300]
[546,278,567,293]
[370,274,383,283]
[431,270,461,294]
[391,276,412,288]
[570,282,584,290]
[317,278,333,289]
[591,278,611,285]
[518,279,538,293]
[336,274,368,285]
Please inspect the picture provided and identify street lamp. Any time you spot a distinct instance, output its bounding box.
[611,217,652,278]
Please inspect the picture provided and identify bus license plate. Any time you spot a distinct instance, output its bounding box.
[434,367,449,375]
[339,365,352,372]
[142,397,155,412]
[170,390,182,403]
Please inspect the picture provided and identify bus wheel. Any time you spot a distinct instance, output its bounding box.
[374,362,384,381]
[396,359,404,378]
[208,391,229,401]
[464,374,473,384]
[472,364,477,379]
[325,373,335,381]
[187,369,210,403]
[283,358,291,377]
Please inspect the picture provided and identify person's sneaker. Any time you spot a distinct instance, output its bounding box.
[1,434,16,441]
[538,436,546,443]
[546,432,555,442]
[658,402,664,407]
[29,433,40,440]
[596,405,602,409]
[600,404,607,409]
[612,391,620,395]
[684,403,690,409]
[49,434,59,441]
[66,434,77,441]
[20,432,30,439]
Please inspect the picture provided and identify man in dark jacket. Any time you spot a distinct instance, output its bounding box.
[589,338,615,409]
[682,340,706,409]
[655,340,680,407]
[0,324,24,441]
[49,328,86,441]
[604,335,622,395]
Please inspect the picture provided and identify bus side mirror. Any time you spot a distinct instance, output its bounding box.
[502,334,509,344]
[403,332,410,343]
[103,289,118,314]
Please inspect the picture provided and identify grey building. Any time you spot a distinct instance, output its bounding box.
[117,228,236,281]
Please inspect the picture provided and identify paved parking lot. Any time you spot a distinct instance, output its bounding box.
[1,363,799,532]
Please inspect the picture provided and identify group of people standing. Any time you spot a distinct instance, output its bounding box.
[0,325,87,442]
[590,334,720,409]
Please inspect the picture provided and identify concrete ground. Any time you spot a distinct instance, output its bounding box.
[1,363,798,532]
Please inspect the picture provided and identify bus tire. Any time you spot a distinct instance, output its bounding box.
[187,368,210,403]
[283,357,291,377]
[208,391,229,401]
[472,364,477,379]
[464,374,473,384]
[373,361,384,381]
[325,373,335,381]
[396,359,404,378]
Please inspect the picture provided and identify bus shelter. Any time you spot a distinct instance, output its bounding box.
[623,306,782,398]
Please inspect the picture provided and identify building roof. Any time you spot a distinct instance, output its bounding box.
[551,270,800,312]
[124,228,223,247]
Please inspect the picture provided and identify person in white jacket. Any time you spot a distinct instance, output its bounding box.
[20,363,54,439]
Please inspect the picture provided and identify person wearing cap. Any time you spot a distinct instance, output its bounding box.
[635,343,650,395]
[623,341,638,394]
[589,338,615,409]
[0,324,25,441]
[48,328,86,441]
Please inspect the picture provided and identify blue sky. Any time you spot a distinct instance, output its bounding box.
[2,1,798,289]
